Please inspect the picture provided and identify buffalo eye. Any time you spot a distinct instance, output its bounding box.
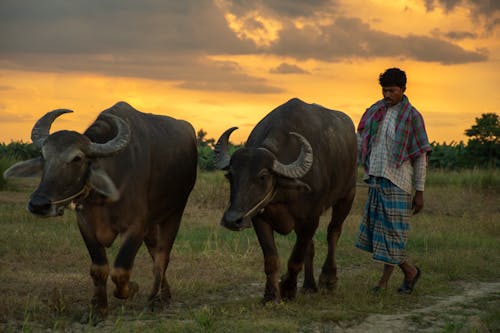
[68,153,84,164]
[257,169,270,182]
[72,155,82,163]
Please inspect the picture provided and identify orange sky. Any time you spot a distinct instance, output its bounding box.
[0,0,498,145]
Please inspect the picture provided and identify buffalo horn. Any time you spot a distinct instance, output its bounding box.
[88,114,131,157]
[31,109,74,148]
[214,126,238,170]
[272,132,313,178]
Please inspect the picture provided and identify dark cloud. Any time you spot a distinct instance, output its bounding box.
[422,0,500,31]
[0,0,492,94]
[268,17,488,64]
[431,28,478,41]
[270,63,310,74]
[402,34,487,64]
[0,0,284,94]
[423,0,500,15]
[445,30,478,40]
[0,0,254,54]
[225,0,336,18]
[0,53,282,94]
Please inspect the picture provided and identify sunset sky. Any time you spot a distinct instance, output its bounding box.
[0,0,498,145]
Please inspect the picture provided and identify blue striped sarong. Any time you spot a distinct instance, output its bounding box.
[355,177,412,265]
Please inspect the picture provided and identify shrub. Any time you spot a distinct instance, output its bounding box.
[0,141,40,160]
[0,157,17,190]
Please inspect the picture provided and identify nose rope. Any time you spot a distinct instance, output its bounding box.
[50,185,90,205]
[242,189,276,219]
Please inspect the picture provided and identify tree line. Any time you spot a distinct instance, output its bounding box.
[1,113,498,171]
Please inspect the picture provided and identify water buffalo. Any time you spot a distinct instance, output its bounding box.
[4,102,197,319]
[214,98,357,303]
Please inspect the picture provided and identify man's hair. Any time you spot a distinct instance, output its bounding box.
[379,68,406,88]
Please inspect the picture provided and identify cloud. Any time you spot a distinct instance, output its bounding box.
[223,0,337,18]
[267,17,488,64]
[432,28,478,40]
[0,0,492,94]
[423,0,500,16]
[270,63,310,74]
[0,0,285,94]
[0,53,282,94]
[0,0,254,54]
[422,0,500,31]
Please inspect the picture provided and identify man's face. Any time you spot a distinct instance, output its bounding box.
[382,86,405,107]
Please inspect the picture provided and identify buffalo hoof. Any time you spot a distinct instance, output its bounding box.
[80,306,107,325]
[260,288,281,304]
[279,276,297,301]
[260,295,281,305]
[318,273,337,290]
[302,283,319,294]
[113,281,139,299]
[146,295,170,312]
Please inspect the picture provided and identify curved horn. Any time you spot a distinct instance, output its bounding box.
[272,132,313,178]
[214,126,238,170]
[31,109,74,148]
[88,114,131,157]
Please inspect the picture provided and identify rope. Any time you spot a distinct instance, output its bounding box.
[50,185,90,205]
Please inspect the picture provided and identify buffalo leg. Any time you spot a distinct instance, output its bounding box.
[144,224,158,261]
[77,219,109,320]
[145,214,182,310]
[280,217,319,300]
[111,230,143,300]
[253,217,281,303]
[302,239,318,293]
[319,192,355,289]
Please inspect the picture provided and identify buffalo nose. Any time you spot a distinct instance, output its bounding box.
[223,210,244,224]
[221,210,252,231]
[28,194,51,215]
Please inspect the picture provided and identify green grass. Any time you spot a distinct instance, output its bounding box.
[0,169,499,332]
[0,157,16,190]
[426,168,500,190]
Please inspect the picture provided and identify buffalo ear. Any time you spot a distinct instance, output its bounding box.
[88,164,120,202]
[3,157,43,179]
[276,177,311,192]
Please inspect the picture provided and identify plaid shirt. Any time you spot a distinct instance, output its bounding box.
[358,95,432,171]
[358,103,427,193]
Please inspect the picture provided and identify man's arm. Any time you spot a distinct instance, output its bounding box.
[412,154,427,215]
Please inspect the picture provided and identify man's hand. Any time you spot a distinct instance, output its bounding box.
[412,191,424,215]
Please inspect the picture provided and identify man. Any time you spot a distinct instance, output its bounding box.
[356,68,432,294]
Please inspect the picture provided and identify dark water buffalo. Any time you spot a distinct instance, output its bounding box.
[4,102,197,318]
[215,98,357,303]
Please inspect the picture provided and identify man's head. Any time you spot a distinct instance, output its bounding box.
[379,68,406,107]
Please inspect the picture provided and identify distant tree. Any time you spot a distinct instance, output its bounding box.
[196,129,243,171]
[464,113,499,168]
[196,129,215,148]
[0,141,40,160]
[428,141,468,169]
[196,129,214,170]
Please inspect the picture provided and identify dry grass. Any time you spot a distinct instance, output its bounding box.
[0,170,499,332]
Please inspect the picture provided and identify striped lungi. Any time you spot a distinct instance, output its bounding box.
[355,177,412,265]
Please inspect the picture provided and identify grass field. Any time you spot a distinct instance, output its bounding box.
[0,169,499,332]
